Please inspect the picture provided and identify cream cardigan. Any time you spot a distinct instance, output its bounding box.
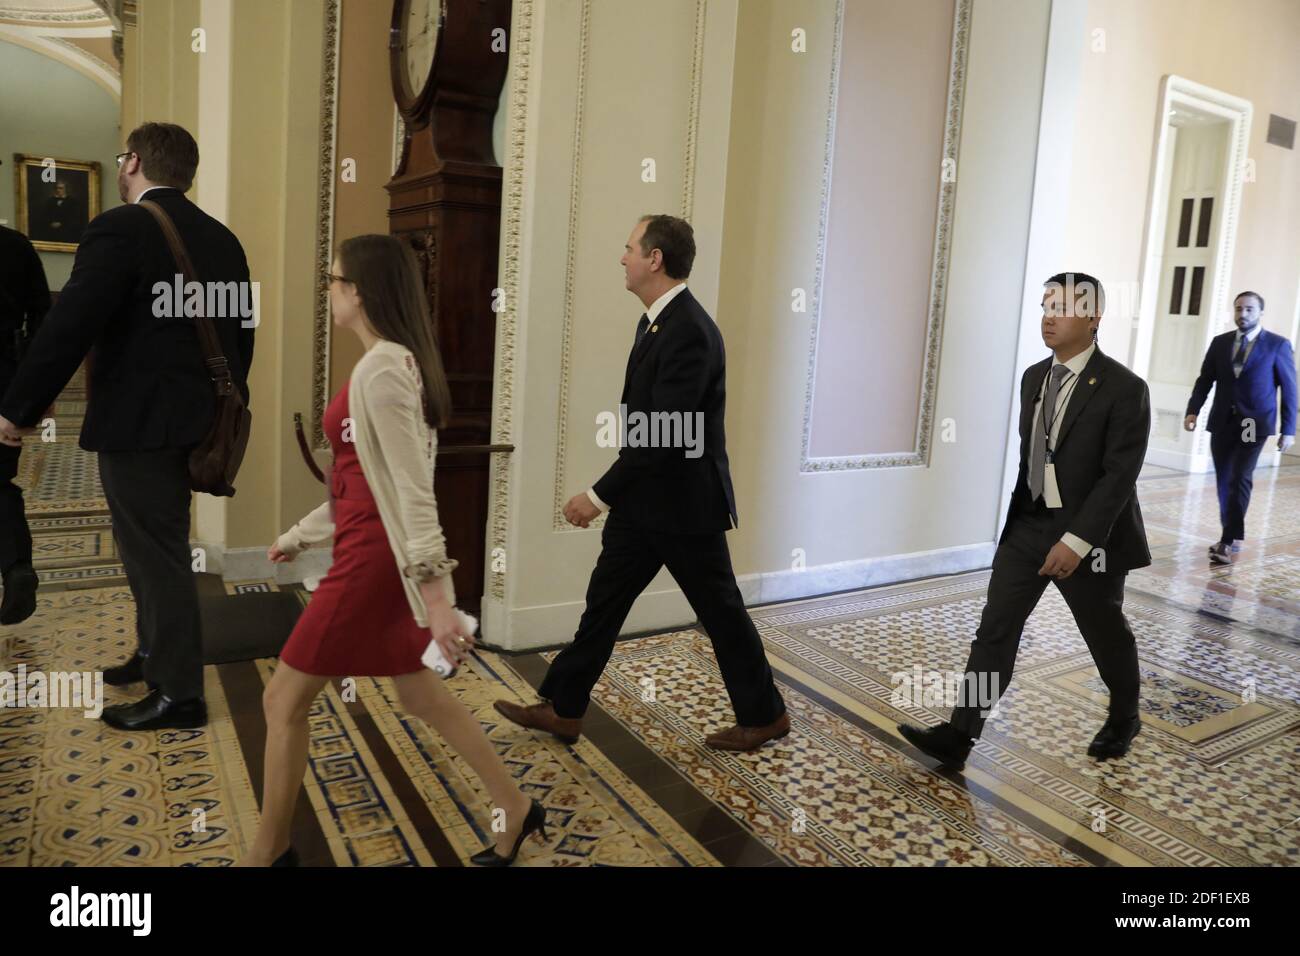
[275,340,457,626]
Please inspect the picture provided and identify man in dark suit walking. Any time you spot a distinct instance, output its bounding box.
[0,122,254,730]
[900,273,1151,767]
[1184,291,1297,564]
[0,221,51,624]
[494,215,788,751]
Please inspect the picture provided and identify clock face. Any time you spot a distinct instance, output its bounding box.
[401,0,442,102]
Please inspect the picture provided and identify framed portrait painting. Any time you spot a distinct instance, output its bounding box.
[13,154,101,253]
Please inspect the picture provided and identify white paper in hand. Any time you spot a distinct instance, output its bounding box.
[422,609,478,678]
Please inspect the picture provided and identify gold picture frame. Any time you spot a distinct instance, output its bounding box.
[12,154,102,253]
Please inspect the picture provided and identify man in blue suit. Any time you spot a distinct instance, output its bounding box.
[1184,291,1297,564]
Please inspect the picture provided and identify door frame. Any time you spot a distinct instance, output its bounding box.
[1133,75,1252,472]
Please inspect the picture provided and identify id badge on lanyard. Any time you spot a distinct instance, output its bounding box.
[1043,459,1063,508]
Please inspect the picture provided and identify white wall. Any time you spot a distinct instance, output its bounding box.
[485,0,1058,650]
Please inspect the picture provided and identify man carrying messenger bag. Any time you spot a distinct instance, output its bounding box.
[0,122,254,730]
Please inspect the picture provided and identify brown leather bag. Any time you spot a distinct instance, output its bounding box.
[140,200,252,497]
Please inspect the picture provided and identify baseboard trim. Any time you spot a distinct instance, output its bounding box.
[482,541,996,651]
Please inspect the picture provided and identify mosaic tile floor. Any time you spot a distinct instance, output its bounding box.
[2,369,1297,866]
[1128,461,1300,642]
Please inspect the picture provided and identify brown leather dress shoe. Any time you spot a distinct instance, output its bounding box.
[493,700,582,744]
[705,712,791,752]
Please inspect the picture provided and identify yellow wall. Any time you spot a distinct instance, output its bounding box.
[123,0,326,562]
[329,0,395,396]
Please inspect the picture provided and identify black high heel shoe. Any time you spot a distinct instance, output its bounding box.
[271,846,299,867]
[470,799,547,867]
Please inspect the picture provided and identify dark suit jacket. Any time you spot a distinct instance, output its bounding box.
[0,188,253,451]
[1186,329,1297,437]
[1004,347,1152,572]
[592,287,738,534]
[0,224,51,343]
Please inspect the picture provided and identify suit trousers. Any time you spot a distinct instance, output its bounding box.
[948,504,1140,739]
[0,359,32,573]
[98,448,204,701]
[539,511,786,727]
[1210,422,1267,543]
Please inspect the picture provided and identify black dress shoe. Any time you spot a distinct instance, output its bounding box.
[101,689,207,731]
[470,799,548,867]
[271,846,299,867]
[104,653,147,686]
[1087,715,1141,759]
[0,564,38,625]
[898,722,974,769]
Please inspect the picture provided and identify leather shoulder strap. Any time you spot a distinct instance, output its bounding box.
[139,200,230,373]
[140,200,198,281]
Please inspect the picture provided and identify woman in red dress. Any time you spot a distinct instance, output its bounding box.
[239,235,544,866]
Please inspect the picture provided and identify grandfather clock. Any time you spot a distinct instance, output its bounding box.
[389,0,511,614]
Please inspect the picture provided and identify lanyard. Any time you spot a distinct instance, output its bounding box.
[1038,367,1079,460]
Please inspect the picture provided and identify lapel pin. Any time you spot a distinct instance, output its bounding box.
[651,325,659,333]
[1088,377,1097,385]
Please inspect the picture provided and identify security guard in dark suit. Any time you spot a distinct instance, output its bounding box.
[900,273,1152,768]
[0,221,51,624]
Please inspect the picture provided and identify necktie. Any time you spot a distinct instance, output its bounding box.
[1028,364,1072,502]
[634,313,650,349]
[1232,334,1249,377]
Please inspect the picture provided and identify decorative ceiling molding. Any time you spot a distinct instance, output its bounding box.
[89,0,120,29]
[0,1,119,97]
[0,2,110,25]
[0,23,120,98]
[49,33,115,72]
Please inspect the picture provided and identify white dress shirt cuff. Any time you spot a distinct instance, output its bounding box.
[1060,532,1091,559]
[586,488,609,513]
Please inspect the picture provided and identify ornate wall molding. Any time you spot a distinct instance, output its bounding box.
[549,0,709,530]
[486,0,534,600]
[799,0,970,472]
[547,0,594,531]
[310,0,341,450]
[680,0,705,222]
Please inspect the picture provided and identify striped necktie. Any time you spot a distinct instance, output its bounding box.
[1028,364,1071,502]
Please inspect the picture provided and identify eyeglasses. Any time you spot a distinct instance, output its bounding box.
[115,151,134,167]
[324,271,352,285]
